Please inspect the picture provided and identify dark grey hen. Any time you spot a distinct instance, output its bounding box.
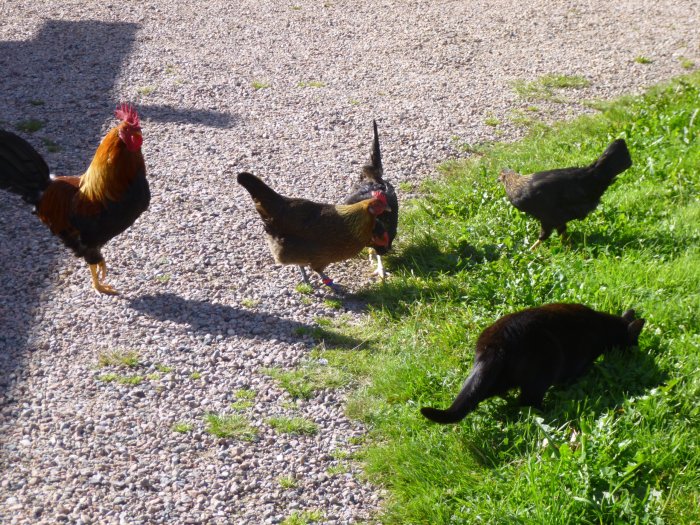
[498,139,632,250]
[343,120,398,277]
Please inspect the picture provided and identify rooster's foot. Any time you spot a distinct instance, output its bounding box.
[89,263,119,295]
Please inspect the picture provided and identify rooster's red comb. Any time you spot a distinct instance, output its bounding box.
[114,103,140,127]
[371,190,387,206]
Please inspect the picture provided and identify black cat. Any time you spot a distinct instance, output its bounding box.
[421,303,645,424]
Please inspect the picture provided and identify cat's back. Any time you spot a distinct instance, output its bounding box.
[475,303,605,355]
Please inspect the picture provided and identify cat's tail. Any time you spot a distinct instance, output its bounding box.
[420,358,497,424]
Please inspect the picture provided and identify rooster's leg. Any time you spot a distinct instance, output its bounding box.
[89,263,118,295]
[529,239,542,251]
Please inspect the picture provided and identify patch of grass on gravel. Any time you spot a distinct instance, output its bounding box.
[172,421,193,434]
[268,416,318,435]
[262,362,349,399]
[278,475,298,489]
[98,349,140,368]
[16,119,44,133]
[281,510,324,525]
[337,73,700,524]
[97,373,144,386]
[512,73,590,102]
[204,413,257,441]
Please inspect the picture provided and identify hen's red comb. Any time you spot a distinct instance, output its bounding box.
[114,103,140,127]
[371,190,387,206]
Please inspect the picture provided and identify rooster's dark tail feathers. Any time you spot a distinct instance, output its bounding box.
[0,130,50,205]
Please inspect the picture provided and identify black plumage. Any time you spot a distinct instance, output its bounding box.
[498,139,632,249]
[343,120,398,276]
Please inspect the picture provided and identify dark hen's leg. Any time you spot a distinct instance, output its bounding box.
[557,224,570,245]
[298,266,310,284]
[530,225,552,251]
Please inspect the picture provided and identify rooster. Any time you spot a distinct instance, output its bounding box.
[498,138,632,250]
[0,104,150,294]
[237,171,390,292]
[343,120,398,278]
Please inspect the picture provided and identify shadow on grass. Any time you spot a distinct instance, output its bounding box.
[389,238,501,278]
[293,324,367,350]
[461,344,666,468]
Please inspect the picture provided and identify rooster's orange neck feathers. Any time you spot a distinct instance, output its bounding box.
[79,125,144,203]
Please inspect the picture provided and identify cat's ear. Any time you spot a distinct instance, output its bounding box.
[622,309,636,323]
[627,319,645,344]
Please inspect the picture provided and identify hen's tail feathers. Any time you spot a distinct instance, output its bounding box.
[237,172,286,217]
[361,120,384,183]
[420,359,497,424]
[591,138,632,185]
[0,130,50,205]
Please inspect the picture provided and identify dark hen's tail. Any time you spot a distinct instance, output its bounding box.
[237,172,286,218]
[0,130,50,205]
[590,138,632,187]
[420,358,498,424]
[360,119,384,183]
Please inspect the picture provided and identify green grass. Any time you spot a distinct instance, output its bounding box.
[230,388,256,411]
[268,416,319,435]
[137,85,156,95]
[16,119,44,133]
[41,138,60,152]
[297,80,326,88]
[203,413,257,440]
[295,283,314,295]
[338,73,700,524]
[278,475,298,489]
[484,115,500,127]
[97,349,140,368]
[252,80,271,90]
[635,55,653,64]
[679,56,695,70]
[512,74,590,102]
[262,362,349,399]
[97,373,144,386]
[172,421,193,433]
[281,510,324,525]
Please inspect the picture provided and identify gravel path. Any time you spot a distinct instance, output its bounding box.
[0,1,697,523]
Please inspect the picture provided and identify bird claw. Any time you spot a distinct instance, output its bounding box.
[89,263,119,295]
[93,282,119,295]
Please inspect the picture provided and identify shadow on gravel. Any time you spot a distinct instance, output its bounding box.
[0,20,140,400]
[140,104,236,129]
[128,293,310,340]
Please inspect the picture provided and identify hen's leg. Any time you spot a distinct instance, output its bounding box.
[373,254,387,279]
[530,226,552,251]
[368,247,376,265]
[89,263,118,295]
[557,225,569,244]
[316,271,345,295]
[298,266,310,284]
